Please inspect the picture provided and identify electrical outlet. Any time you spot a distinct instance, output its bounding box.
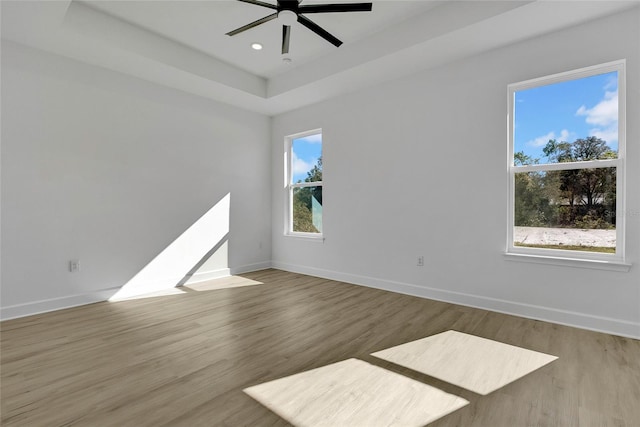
[69,260,80,273]
[417,256,424,267]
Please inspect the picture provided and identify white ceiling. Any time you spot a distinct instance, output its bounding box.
[2,1,639,115]
[88,0,442,78]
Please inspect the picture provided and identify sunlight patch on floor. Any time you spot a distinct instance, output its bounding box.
[244,358,469,427]
[183,275,263,291]
[110,287,187,301]
[372,330,558,395]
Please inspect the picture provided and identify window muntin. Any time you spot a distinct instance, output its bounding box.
[508,61,625,262]
[286,130,323,236]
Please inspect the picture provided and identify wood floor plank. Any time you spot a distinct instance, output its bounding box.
[2,269,639,426]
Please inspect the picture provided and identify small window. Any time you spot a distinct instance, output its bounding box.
[286,130,323,236]
[507,61,626,263]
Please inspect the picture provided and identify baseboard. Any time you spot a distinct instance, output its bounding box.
[5,261,636,339]
[186,262,273,282]
[0,262,273,321]
[0,287,121,321]
[271,261,640,340]
[231,261,273,275]
[184,268,231,285]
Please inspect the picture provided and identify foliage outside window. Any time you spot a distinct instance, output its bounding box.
[508,61,626,262]
[287,130,323,236]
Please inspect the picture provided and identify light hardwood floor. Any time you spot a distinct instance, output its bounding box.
[2,269,639,426]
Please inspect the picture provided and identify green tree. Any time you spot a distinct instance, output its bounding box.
[541,136,616,227]
[292,195,318,232]
[513,151,552,226]
[292,157,323,232]
[514,151,537,166]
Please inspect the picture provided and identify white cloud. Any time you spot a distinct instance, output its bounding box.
[604,75,618,91]
[576,90,618,127]
[292,152,313,177]
[576,89,618,144]
[527,129,570,147]
[589,125,618,145]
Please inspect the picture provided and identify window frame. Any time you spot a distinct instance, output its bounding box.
[506,60,627,266]
[284,128,323,239]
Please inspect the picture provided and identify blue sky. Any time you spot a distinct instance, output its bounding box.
[514,71,618,163]
[292,133,322,183]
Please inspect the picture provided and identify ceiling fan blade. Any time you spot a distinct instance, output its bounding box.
[282,25,291,54]
[297,15,342,47]
[226,13,277,36]
[236,0,277,10]
[298,3,372,13]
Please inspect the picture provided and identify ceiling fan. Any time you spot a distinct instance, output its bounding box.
[226,0,373,54]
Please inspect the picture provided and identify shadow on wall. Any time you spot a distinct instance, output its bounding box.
[109,193,231,301]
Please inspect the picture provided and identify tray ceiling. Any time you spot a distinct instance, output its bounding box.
[2,1,638,115]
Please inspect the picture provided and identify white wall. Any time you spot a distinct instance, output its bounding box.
[272,9,640,338]
[1,41,272,318]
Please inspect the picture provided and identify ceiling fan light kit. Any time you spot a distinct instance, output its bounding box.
[226,0,373,55]
[277,10,297,26]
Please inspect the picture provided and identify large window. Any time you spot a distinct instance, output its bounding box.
[286,130,323,236]
[507,61,626,263]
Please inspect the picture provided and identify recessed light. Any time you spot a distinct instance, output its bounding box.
[251,43,263,50]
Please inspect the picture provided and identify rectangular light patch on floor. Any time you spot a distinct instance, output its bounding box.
[372,330,558,395]
[244,358,468,427]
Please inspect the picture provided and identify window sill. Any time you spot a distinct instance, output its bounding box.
[504,252,631,272]
[284,233,325,243]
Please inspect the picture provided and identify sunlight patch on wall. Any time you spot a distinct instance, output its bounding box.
[183,240,229,285]
[109,193,230,301]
